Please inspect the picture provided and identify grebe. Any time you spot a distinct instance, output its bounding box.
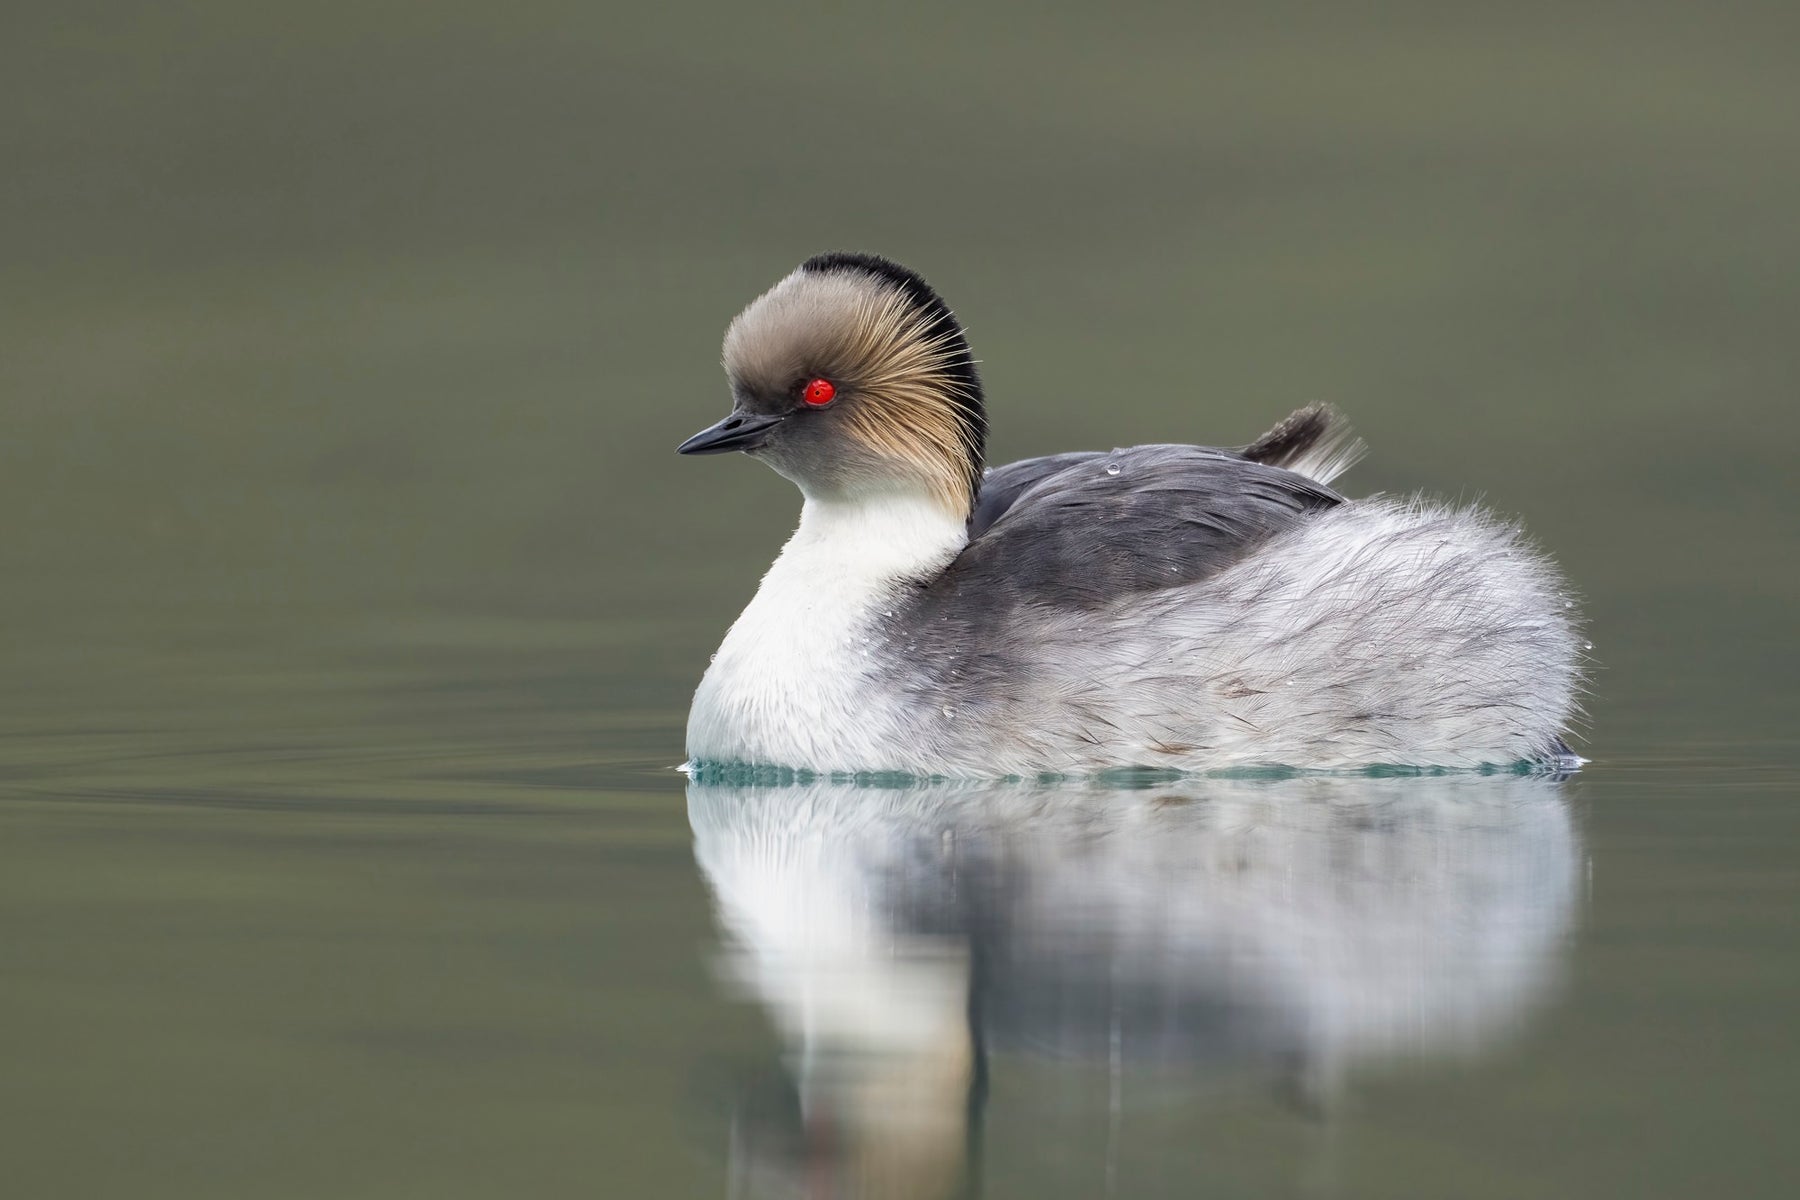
[679,253,1580,776]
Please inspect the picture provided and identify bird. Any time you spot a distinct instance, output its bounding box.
[677,252,1582,777]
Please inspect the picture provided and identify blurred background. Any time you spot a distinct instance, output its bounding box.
[2,2,1796,1197]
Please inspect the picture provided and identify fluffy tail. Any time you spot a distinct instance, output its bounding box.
[1241,405,1365,486]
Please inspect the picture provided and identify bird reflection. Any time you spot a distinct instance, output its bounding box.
[688,771,1580,1199]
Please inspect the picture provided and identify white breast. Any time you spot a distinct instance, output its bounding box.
[686,491,967,771]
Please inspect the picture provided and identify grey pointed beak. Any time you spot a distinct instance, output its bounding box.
[676,410,786,455]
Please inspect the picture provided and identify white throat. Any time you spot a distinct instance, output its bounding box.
[783,489,969,583]
[686,490,968,770]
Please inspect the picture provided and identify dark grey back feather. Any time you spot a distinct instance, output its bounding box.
[967,452,1107,537]
[1240,405,1334,468]
[950,445,1341,608]
[968,406,1352,540]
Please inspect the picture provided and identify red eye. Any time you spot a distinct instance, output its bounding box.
[801,378,837,407]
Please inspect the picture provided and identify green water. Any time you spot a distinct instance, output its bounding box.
[3,3,1797,1196]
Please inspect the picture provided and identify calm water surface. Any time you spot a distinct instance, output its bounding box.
[5,599,1795,1198]
[4,4,1798,1197]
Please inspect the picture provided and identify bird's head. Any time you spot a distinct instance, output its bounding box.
[679,253,986,518]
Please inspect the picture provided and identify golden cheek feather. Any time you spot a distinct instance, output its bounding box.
[722,270,981,513]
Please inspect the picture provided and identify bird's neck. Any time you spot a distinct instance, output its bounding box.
[781,489,969,587]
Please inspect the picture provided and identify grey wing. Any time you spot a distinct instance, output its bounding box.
[937,444,1343,611]
[969,405,1358,537]
[969,452,1106,537]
